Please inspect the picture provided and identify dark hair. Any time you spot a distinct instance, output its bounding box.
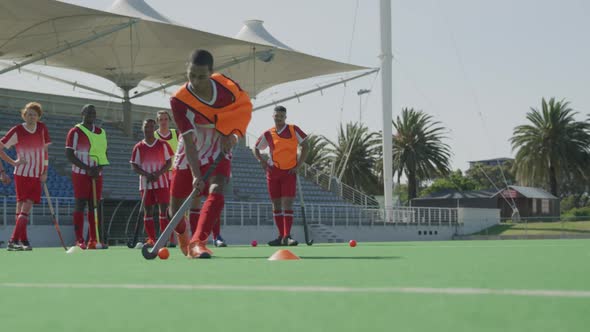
[189,49,214,71]
[142,118,156,129]
[81,104,95,114]
[274,105,287,113]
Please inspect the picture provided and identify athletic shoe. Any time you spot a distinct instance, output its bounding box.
[87,240,97,250]
[268,237,283,246]
[144,238,155,247]
[282,236,298,246]
[174,225,191,256]
[214,235,227,247]
[20,240,33,251]
[188,240,212,258]
[7,241,22,251]
[76,241,87,250]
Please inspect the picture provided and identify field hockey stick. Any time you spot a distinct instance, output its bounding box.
[296,174,314,246]
[43,183,68,251]
[127,177,148,248]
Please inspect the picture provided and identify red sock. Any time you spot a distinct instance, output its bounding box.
[73,211,84,242]
[283,210,294,237]
[17,213,30,241]
[174,216,187,234]
[273,210,284,237]
[87,211,97,242]
[144,216,156,241]
[212,217,221,240]
[189,209,200,235]
[192,193,224,242]
[10,213,20,242]
[159,213,174,243]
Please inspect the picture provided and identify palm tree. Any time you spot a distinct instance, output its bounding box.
[511,98,590,196]
[304,134,329,170]
[324,122,381,194]
[391,108,451,199]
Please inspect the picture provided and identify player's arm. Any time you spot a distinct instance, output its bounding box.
[254,133,269,170]
[254,147,268,170]
[295,139,310,171]
[65,148,91,172]
[170,97,204,191]
[0,155,9,185]
[182,132,204,190]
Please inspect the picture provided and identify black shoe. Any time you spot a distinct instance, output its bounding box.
[282,236,298,246]
[268,237,283,246]
[20,240,32,251]
[7,241,22,251]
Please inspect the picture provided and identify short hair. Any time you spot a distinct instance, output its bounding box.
[189,49,214,71]
[143,118,156,129]
[156,110,171,121]
[81,104,95,114]
[274,105,287,113]
[21,102,43,120]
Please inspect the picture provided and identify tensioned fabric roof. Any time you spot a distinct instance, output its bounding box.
[0,0,366,96]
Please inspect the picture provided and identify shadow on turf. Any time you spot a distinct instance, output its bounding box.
[215,256,402,260]
[301,256,402,260]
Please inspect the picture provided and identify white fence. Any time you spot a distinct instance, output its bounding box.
[0,196,459,229]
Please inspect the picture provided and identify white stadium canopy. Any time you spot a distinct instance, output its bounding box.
[0,0,367,96]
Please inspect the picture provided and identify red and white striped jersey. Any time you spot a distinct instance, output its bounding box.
[65,125,103,175]
[171,80,236,170]
[1,122,51,178]
[256,124,307,167]
[130,139,173,190]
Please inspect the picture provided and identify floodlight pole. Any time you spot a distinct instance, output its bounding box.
[0,19,138,76]
[380,0,394,221]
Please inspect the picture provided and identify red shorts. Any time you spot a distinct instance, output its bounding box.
[72,173,103,200]
[266,167,296,200]
[14,175,42,203]
[170,158,231,199]
[140,188,170,206]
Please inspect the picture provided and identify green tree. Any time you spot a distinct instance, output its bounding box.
[511,98,590,196]
[304,134,329,170]
[391,108,452,199]
[420,170,479,197]
[465,160,516,190]
[324,122,381,194]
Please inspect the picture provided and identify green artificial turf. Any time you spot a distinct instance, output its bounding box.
[1,240,589,332]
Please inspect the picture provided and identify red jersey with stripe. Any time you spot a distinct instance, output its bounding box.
[171,80,236,170]
[65,125,103,175]
[130,139,173,190]
[256,124,307,167]
[1,122,51,178]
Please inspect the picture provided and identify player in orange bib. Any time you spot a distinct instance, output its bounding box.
[169,49,252,258]
[130,119,173,246]
[255,106,309,246]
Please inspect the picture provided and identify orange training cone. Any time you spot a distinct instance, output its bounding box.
[268,249,300,261]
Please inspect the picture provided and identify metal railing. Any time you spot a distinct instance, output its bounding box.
[299,163,379,207]
[217,202,458,227]
[0,195,76,226]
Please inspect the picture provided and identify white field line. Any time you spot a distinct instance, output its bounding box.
[1,283,590,298]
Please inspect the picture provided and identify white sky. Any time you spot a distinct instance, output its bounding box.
[1,0,588,172]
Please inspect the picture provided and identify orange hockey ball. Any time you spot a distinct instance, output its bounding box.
[349,240,357,247]
[158,247,170,260]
